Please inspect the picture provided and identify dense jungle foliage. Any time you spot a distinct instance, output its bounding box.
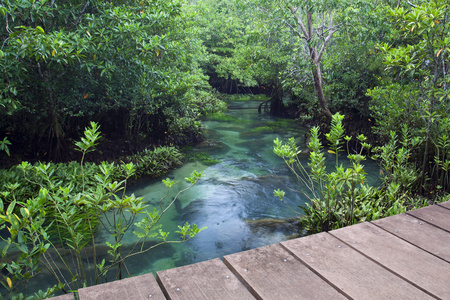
[0,0,449,298]
[0,0,225,164]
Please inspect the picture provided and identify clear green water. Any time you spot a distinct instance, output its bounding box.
[13,100,381,296]
[100,100,381,276]
[109,101,311,275]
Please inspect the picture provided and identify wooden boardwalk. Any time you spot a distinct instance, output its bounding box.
[48,201,450,300]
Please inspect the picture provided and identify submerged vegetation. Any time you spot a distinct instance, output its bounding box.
[219,94,271,102]
[184,150,221,166]
[207,112,239,122]
[0,0,449,298]
[251,118,299,134]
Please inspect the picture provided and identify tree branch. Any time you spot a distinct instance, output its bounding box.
[406,0,417,8]
[289,7,309,38]
[283,18,306,40]
[72,1,90,27]
[317,27,339,63]
[307,10,313,38]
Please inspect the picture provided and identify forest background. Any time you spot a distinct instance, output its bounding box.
[0,0,449,299]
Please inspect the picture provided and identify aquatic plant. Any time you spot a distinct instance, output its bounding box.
[185,151,220,166]
[208,111,238,122]
[0,123,206,299]
[274,113,429,233]
[220,94,270,102]
[251,126,275,134]
[252,118,298,134]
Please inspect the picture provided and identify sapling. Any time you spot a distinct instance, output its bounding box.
[0,122,206,299]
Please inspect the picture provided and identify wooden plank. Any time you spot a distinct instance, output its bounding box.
[77,273,165,300]
[331,222,450,299]
[223,243,346,300]
[46,294,74,300]
[437,200,450,210]
[281,232,434,300]
[156,258,255,300]
[373,213,450,263]
[407,204,450,232]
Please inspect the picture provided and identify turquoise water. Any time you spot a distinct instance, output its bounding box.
[10,100,381,296]
[99,100,381,276]
[107,101,310,275]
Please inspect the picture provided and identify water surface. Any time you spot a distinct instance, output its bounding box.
[110,100,310,275]
[11,100,381,296]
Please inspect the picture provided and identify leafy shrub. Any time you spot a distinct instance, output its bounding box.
[0,123,206,299]
[120,146,184,178]
[274,113,429,233]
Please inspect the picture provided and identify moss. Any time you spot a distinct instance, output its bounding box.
[267,118,295,128]
[251,126,276,133]
[184,150,220,166]
[251,94,271,101]
[208,112,238,122]
[250,118,300,134]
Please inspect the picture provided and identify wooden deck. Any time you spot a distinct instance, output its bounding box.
[48,201,450,300]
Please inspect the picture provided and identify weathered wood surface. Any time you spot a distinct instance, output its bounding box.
[46,201,450,300]
[156,258,255,300]
[281,232,433,300]
[46,294,74,300]
[407,203,450,232]
[373,213,450,263]
[331,222,450,299]
[223,243,346,300]
[438,200,450,210]
[77,273,165,300]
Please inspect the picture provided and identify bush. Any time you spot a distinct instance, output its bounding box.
[274,113,429,233]
[0,123,206,299]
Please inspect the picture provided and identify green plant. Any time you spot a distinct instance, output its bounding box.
[368,0,450,196]
[121,146,184,178]
[432,118,450,193]
[208,112,238,122]
[0,123,206,299]
[185,151,220,166]
[372,125,421,195]
[251,126,275,134]
[0,0,217,160]
[274,113,428,233]
[0,137,11,156]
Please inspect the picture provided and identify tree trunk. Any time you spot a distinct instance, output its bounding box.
[288,7,338,121]
[310,53,332,121]
[269,85,285,116]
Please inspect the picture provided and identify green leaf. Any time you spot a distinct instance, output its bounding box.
[36,26,45,34]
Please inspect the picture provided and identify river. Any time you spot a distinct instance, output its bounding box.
[98,100,309,276]
[95,100,380,277]
[19,100,380,295]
